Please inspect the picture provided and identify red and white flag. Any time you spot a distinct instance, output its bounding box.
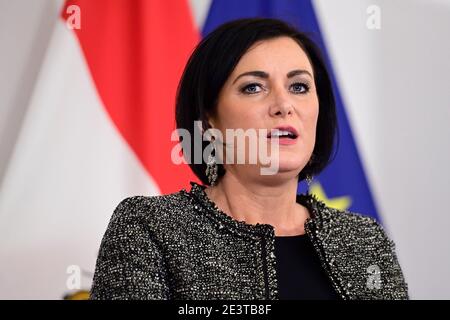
[0,0,199,299]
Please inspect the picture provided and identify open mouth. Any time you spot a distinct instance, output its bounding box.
[267,126,299,140]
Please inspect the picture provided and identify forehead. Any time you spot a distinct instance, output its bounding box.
[232,36,313,74]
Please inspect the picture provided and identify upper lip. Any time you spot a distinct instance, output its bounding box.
[267,125,299,138]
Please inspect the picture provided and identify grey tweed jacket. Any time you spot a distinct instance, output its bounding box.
[90,182,408,300]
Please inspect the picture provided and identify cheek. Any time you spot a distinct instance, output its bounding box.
[310,105,319,131]
[217,98,259,130]
[302,102,319,145]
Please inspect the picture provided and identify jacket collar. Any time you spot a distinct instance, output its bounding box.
[186,181,329,239]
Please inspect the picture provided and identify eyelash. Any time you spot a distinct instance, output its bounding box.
[240,82,310,95]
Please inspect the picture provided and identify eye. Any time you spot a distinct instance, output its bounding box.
[290,82,310,94]
[240,83,263,94]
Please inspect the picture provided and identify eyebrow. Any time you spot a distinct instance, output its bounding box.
[232,69,313,84]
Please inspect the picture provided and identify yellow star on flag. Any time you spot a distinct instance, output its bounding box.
[309,182,352,211]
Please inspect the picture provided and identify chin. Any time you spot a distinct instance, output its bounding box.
[257,151,308,175]
[273,161,304,174]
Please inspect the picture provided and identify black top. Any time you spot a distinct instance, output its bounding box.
[274,234,340,300]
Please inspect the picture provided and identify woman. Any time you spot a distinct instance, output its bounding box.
[90,18,408,300]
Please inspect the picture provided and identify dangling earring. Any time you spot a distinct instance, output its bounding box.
[306,174,313,187]
[305,154,314,187]
[205,140,218,186]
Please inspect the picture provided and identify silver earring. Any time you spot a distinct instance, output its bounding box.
[205,144,218,186]
[305,154,315,187]
[306,174,313,187]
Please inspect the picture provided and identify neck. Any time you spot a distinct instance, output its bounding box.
[204,173,310,236]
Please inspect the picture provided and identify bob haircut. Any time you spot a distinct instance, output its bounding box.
[175,18,338,186]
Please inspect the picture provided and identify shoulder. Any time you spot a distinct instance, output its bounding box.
[96,190,195,265]
[311,195,398,259]
[110,190,192,226]
[104,189,203,241]
[333,207,391,244]
[306,194,393,246]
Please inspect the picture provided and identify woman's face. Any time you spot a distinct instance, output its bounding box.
[209,36,319,181]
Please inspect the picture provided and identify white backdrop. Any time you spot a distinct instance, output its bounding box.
[0,0,449,299]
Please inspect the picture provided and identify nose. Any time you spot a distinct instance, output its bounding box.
[268,87,294,118]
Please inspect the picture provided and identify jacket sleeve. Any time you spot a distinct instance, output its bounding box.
[90,197,171,300]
